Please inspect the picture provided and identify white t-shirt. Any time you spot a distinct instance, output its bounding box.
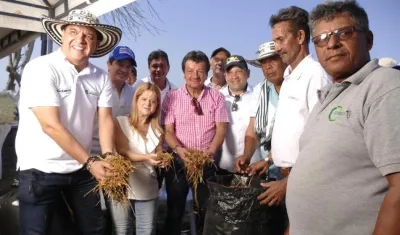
[16,49,113,173]
[133,77,177,103]
[219,86,261,171]
[271,55,331,167]
[91,84,135,155]
[116,116,161,200]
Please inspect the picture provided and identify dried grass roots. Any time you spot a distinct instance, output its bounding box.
[91,153,135,205]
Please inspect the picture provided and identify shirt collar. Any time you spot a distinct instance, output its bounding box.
[183,84,207,100]
[55,48,94,75]
[142,76,172,91]
[223,83,252,97]
[206,76,227,90]
[343,59,379,85]
[284,54,314,80]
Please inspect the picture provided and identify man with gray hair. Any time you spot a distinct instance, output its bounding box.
[287,1,400,235]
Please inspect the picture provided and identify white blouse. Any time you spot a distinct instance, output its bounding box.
[116,116,161,200]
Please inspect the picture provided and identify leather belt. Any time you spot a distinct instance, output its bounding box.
[279,167,292,177]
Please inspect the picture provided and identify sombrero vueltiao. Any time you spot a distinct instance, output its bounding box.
[41,9,122,58]
[246,41,278,68]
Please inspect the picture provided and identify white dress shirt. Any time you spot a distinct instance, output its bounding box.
[271,55,331,167]
[116,116,161,200]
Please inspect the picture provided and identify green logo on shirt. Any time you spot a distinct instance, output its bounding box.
[328,105,345,122]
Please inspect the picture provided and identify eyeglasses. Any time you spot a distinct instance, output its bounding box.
[231,95,241,112]
[191,98,203,115]
[312,26,365,47]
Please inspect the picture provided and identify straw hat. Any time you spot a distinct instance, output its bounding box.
[41,9,122,58]
[246,41,278,68]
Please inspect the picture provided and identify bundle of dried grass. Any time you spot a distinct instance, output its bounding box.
[156,151,174,170]
[91,153,135,205]
[184,149,214,209]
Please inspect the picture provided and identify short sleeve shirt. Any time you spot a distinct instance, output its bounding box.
[286,60,400,235]
[161,86,229,151]
[15,49,112,173]
[271,55,331,167]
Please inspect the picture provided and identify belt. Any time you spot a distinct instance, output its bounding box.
[279,167,292,177]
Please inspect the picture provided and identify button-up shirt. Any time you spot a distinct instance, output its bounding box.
[219,85,261,172]
[271,55,331,167]
[162,86,229,151]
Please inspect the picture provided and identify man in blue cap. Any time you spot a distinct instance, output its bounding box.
[90,46,137,229]
[91,45,137,156]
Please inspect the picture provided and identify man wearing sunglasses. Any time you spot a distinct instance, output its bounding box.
[162,50,229,235]
[286,1,400,235]
[217,55,260,173]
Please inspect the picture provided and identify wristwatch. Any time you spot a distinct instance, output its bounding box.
[264,155,272,166]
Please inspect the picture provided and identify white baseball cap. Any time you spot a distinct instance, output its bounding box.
[246,41,278,68]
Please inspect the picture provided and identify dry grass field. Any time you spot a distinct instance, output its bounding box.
[0,95,17,125]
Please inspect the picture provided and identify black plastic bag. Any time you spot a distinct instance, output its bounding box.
[203,174,285,235]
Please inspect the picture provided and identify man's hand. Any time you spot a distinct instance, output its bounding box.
[235,155,250,174]
[246,160,269,176]
[89,161,114,181]
[176,147,190,163]
[258,178,287,206]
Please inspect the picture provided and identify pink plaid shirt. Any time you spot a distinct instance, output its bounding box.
[162,86,229,151]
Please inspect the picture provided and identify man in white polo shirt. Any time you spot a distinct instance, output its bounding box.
[269,6,331,178]
[134,49,177,102]
[15,10,121,235]
[218,55,260,173]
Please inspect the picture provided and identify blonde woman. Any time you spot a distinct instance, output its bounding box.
[109,82,163,235]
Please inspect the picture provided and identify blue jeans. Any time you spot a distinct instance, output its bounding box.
[18,168,107,235]
[108,199,158,235]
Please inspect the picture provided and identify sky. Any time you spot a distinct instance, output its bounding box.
[0,0,399,90]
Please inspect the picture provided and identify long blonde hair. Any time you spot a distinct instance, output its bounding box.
[129,82,163,137]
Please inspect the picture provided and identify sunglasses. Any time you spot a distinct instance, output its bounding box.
[191,98,203,115]
[312,26,365,47]
[231,95,241,112]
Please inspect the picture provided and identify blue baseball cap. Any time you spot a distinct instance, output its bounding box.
[109,46,137,67]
